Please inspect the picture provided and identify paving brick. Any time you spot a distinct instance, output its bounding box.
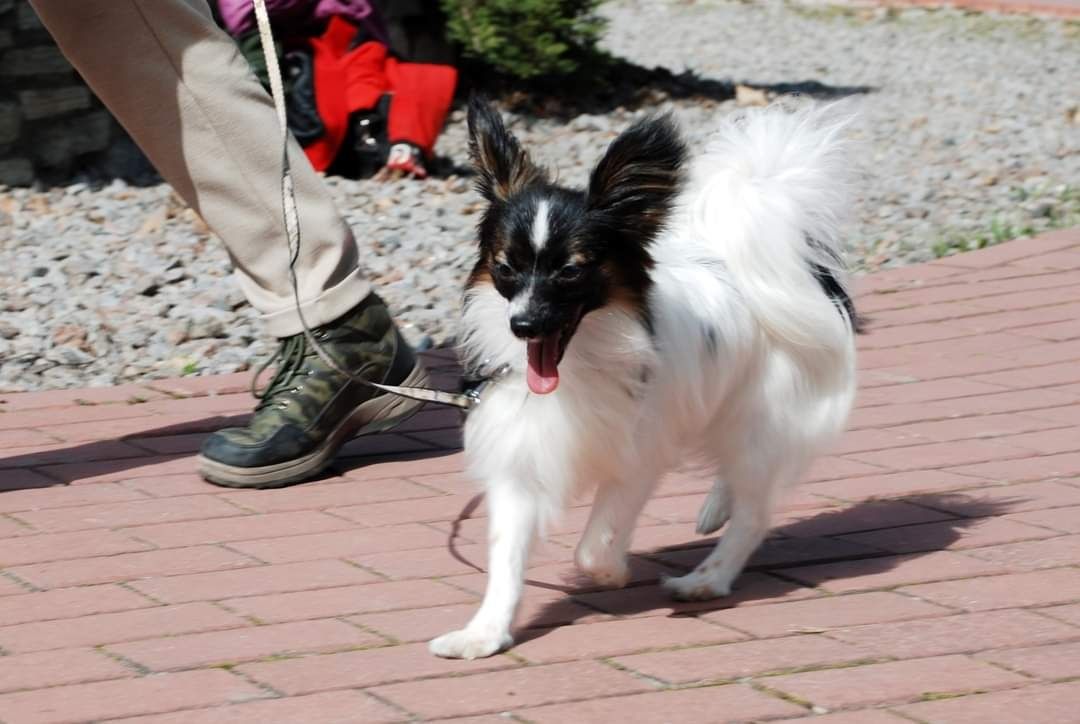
[765,654,1028,709]
[143,373,252,398]
[129,560,381,603]
[238,641,516,695]
[339,450,468,480]
[1023,404,1080,425]
[511,616,746,664]
[117,690,406,724]
[221,579,477,624]
[801,470,986,502]
[827,609,1080,659]
[654,535,879,571]
[218,477,436,513]
[354,603,502,644]
[227,523,451,564]
[979,639,1080,680]
[0,403,155,433]
[839,516,1059,554]
[122,473,224,498]
[927,387,1080,416]
[614,634,867,685]
[354,543,501,579]
[573,575,821,622]
[0,428,62,448]
[803,455,887,481]
[848,439,1035,472]
[0,384,167,411]
[998,427,1080,455]
[0,584,152,627]
[328,492,481,527]
[447,557,675,597]
[788,713,908,724]
[963,534,1080,570]
[0,602,248,653]
[124,510,353,547]
[856,378,1010,405]
[39,455,198,485]
[896,680,1080,724]
[702,591,950,637]
[107,619,384,671]
[1038,602,1080,627]
[517,684,804,724]
[2,444,148,477]
[371,660,652,719]
[901,568,1080,611]
[908,481,1080,514]
[0,514,32,537]
[887,413,1066,443]
[949,451,1080,482]
[12,494,245,532]
[0,668,268,724]
[0,481,146,513]
[0,648,133,694]
[1017,317,1080,342]
[0,529,152,566]
[9,545,255,588]
[829,427,930,455]
[775,500,955,537]
[778,550,1008,593]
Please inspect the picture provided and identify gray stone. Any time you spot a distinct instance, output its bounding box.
[0,157,33,186]
[0,101,20,146]
[19,87,90,121]
[16,3,45,31]
[0,46,72,77]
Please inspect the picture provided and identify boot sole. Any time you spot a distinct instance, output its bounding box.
[198,361,431,489]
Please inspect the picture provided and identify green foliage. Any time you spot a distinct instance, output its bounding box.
[932,184,1079,259]
[440,0,606,79]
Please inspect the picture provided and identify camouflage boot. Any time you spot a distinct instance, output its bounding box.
[198,294,428,488]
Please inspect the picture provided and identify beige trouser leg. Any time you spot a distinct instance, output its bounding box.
[29,0,372,337]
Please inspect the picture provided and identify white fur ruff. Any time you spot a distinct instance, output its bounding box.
[430,104,857,659]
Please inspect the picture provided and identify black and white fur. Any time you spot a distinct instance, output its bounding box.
[430,98,858,659]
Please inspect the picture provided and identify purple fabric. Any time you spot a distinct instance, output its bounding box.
[216,0,385,41]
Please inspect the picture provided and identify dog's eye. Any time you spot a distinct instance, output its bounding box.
[493,262,514,279]
[557,265,584,282]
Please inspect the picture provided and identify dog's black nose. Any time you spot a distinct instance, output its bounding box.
[510,315,540,339]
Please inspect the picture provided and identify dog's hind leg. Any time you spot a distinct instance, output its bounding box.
[663,472,776,601]
[430,481,537,659]
[575,473,658,588]
[695,478,730,535]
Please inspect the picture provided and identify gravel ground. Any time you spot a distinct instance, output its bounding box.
[1,0,1077,392]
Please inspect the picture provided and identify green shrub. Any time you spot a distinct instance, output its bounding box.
[440,0,606,79]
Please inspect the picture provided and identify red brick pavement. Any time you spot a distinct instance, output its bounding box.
[3,228,1080,721]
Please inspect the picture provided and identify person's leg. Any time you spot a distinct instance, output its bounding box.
[30,0,428,487]
[29,0,362,335]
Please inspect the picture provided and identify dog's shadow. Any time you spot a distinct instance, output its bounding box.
[488,493,1024,643]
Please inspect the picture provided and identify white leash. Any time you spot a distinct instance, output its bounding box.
[250,0,494,410]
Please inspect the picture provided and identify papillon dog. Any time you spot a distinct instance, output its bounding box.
[430,98,858,659]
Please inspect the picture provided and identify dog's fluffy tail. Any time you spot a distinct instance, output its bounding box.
[686,102,857,350]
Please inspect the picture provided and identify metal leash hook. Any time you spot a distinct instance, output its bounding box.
[251,0,487,411]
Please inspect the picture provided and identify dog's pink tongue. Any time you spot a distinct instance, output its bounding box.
[526,335,560,394]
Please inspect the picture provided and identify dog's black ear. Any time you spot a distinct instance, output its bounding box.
[467,96,546,203]
[587,114,686,240]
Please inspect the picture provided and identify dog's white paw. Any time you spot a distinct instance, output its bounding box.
[575,546,631,589]
[662,571,733,601]
[429,627,512,660]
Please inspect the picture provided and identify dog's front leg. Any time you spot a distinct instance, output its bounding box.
[430,481,537,659]
[576,473,657,588]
